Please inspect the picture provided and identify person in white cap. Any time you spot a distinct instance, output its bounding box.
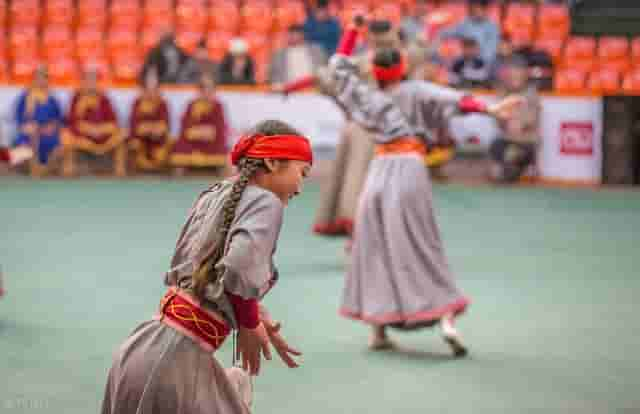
[218,38,256,85]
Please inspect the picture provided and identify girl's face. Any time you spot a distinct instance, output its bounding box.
[260,159,311,205]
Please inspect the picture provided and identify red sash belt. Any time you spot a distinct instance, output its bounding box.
[157,287,231,352]
[375,137,428,157]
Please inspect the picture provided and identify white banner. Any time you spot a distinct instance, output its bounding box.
[0,86,602,183]
[539,96,603,183]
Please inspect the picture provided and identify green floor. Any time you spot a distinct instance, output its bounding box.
[1,178,639,413]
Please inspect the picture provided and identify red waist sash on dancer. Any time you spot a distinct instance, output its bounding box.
[156,287,231,352]
[375,136,428,157]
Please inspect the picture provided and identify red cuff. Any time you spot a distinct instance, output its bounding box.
[227,292,260,329]
[336,26,359,56]
[458,95,488,113]
[0,148,9,163]
[283,76,316,93]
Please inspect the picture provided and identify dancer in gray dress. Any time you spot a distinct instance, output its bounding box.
[326,21,522,355]
[101,120,312,414]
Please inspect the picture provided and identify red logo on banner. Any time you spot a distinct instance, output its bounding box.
[559,122,594,156]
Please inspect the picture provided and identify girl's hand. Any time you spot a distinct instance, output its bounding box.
[236,323,272,376]
[488,95,524,121]
[262,318,303,368]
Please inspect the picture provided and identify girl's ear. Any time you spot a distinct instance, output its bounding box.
[263,158,278,172]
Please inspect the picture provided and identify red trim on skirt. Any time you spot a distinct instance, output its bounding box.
[339,297,470,327]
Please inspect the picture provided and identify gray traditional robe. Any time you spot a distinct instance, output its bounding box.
[101,181,283,414]
[327,55,470,328]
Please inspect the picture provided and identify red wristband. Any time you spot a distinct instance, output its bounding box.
[458,95,488,113]
[227,292,260,329]
[0,148,9,163]
[283,76,316,93]
[336,26,359,56]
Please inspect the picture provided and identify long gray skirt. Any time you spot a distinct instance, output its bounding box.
[340,153,470,329]
[101,319,248,414]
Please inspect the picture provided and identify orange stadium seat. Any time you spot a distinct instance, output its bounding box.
[271,31,289,51]
[438,38,462,62]
[207,31,233,60]
[143,0,174,31]
[372,3,403,25]
[274,0,306,30]
[48,56,79,84]
[487,2,502,25]
[534,36,564,65]
[46,0,75,26]
[111,53,143,84]
[10,0,41,26]
[439,2,468,26]
[107,28,139,58]
[587,67,622,94]
[510,27,534,49]
[176,30,203,54]
[76,26,106,62]
[12,56,40,83]
[563,36,597,71]
[209,1,241,32]
[176,0,208,31]
[622,69,640,95]
[503,3,535,41]
[598,37,630,73]
[339,3,370,29]
[78,57,112,80]
[142,29,165,54]
[78,0,107,28]
[0,30,6,60]
[243,32,270,58]
[110,0,142,29]
[10,27,39,59]
[242,1,275,34]
[42,26,74,61]
[538,4,569,40]
[554,68,587,93]
[631,37,640,66]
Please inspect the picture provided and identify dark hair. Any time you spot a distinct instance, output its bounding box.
[317,0,329,9]
[191,119,301,299]
[468,0,489,6]
[288,24,304,33]
[461,36,478,47]
[373,47,402,68]
[368,19,392,34]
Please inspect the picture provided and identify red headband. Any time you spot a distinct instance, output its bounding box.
[231,133,313,166]
[372,56,408,83]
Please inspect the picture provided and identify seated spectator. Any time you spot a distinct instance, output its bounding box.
[140,32,190,84]
[515,45,554,91]
[302,0,341,56]
[170,72,228,172]
[177,39,218,85]
[438,0,500,66]
[12,66,64,176]
[269,24,327,85]
[489,58,540,183]
[401,0,429,43]
[449,37,490,88]
[423,54,449,85]
[218,39,256,85]
[491,35,516,86]
[62,67,127,177]
[128,69,172,172]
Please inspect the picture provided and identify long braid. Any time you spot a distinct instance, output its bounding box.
[192,157,265,299]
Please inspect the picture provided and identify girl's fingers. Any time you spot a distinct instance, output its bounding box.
[261,340,273,361]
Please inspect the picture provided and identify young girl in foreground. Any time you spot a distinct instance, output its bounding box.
[101,120,312,414]
[327,20,521,355]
